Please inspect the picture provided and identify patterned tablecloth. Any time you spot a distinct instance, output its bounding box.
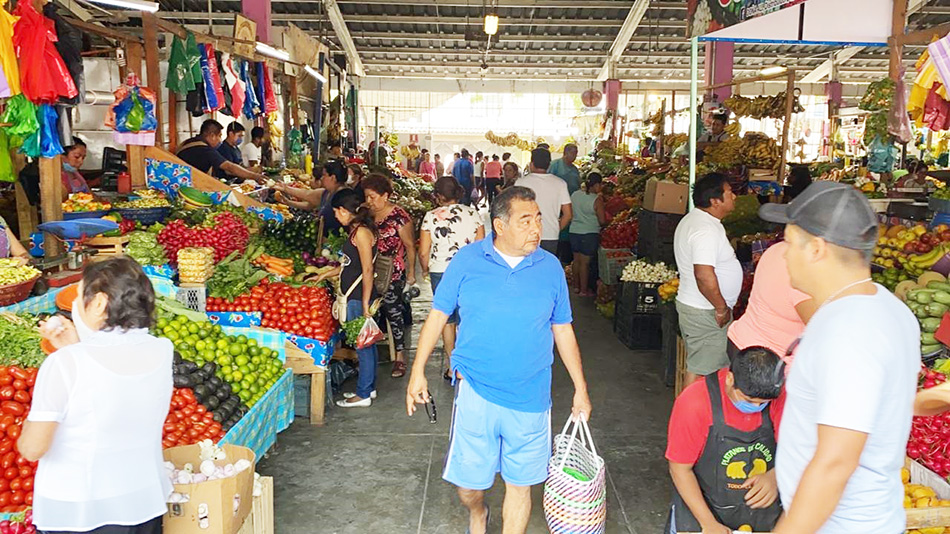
[0,287,64,314]
[220,367,294,460]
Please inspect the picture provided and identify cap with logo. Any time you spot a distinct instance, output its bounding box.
[758,181,878,251]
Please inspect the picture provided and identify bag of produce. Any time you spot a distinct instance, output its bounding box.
[888,77,914,144]
[354,317,384,349]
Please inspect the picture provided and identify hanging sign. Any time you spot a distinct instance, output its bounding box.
[687,0,808,38]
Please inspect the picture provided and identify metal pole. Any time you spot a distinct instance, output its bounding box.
[689,36,698,211]
[374,106,379,165]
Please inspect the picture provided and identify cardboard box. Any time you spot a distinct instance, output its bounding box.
[164,444,256,534]
[643,179,688,215]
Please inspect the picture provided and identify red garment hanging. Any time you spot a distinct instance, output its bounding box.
[924,83,950,132]
[262,64,277,114]
[12,0,77,104]
[204,43,226,113]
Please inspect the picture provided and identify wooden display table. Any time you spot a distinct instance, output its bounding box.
[283,345,327,426]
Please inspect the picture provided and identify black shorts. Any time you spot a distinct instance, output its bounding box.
[569,233,600,257]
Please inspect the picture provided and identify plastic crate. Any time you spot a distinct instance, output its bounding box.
[616,281,661,315]
[176,285,206,313]
[613,308,662,350]
[597,248,634,284]
[636,236,676,267]
[638,209,683,243]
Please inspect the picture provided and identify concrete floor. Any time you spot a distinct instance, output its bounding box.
[258,284,675,534]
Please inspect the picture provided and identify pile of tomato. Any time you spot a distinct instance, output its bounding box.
[162,388,226,449]
[0,367,37,512]
[157,212,250,263]
[206,280,337,342]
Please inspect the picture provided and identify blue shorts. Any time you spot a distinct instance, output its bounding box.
[429,271,458,324]
[569,233,600,257]
[443,379,551,490]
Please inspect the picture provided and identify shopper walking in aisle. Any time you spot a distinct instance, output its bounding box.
[484,154,503,205]
[516,147,572,256]
[666,346,785,534]
[419,176,485,381]
[419,151,437,180]
[274,160,348,236]
[453,149,475,205]
[407,186,592,534]
[502,161,520,190]
[446,152,460,177]
[758,182,920,534]
[20,257,172,534]
[434,153,445,178]
[549,144,581,263]
[313,189,380,407]
[363,174,417,378]
[348,163,366,197]
[472,152,486,206]
[569,173,607,296]
[674,172,742,387]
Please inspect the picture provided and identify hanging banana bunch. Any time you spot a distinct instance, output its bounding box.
[724,91,804,120]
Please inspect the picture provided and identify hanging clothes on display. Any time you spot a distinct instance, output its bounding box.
[185,33,206,116]
[43,3,83,105]
[12,0,78,104]
[261,64,277,114]
[1,94,37,137]
[0,6,19,97]
[221,53,245,118]
[214,50,233,117]
[205,44,225,112]
[166,35,196,95]
[197,43,220,113]
[254,62,267,115]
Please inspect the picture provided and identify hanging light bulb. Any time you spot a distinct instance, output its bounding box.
[484,13,499,36]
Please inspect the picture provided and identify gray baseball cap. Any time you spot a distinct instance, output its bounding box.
[758,181,879,251]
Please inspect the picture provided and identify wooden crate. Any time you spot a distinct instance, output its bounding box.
[284,349,327,426]
[236,476,274,534]
[906,458,950,529]
[673,335,687,398]
[85,235,129,262]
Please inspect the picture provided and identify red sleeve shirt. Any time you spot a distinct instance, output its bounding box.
[666,368,786,465]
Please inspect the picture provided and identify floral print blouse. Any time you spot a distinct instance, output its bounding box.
[420,204,483,273]
[377,205,412,283]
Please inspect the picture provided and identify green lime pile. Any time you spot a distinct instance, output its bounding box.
[154,315,285,407]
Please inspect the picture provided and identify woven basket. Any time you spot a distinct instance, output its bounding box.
[544,416,607,534]
[0,274,40,307]
[116,207,171,225]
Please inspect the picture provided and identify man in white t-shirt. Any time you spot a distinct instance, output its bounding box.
[242,126,264,170]
[673,172,741,386]
[516,148,572,255]
[759,182,920,534]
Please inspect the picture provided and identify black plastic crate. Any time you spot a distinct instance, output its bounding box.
[617,281,661,315]
[638,209,684,243]
[613,307,663,351]
[636,237,676,267]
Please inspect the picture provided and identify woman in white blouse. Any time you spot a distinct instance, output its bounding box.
[18,257,173,534]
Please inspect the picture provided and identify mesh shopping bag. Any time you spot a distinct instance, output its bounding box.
[543,415,607,534]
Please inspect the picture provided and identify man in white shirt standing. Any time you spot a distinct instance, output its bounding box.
[516,148,572,255]
[759,182,919,534]
[673,172,741,387]
[242,126,265,170]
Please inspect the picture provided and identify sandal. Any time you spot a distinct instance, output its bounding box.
[443,369,452,382]
[391,360,407,378]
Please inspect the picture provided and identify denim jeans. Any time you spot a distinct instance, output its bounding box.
[348,299,378,399]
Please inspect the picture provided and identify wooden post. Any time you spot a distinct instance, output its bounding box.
[168,89,179,152]
[890,0,909,81]
[39,157,63,257]
[657,98,666,160]
[13,182,37,241]
[778,70,795,185]
[125,41,146,189]
[142,12,164,148]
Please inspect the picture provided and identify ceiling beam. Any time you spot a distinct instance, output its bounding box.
[325,0,365,77]
[596,0,650,81]
[335,0,652,7]
[167,12,678,28]
[800,0,929,83]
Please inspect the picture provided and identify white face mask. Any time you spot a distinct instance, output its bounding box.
[72,298,97,341]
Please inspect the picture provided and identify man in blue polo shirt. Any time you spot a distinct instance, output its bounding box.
[407,186,592,534]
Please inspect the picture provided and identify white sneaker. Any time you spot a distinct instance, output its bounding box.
[336,397,372,408]
[343,390,377,399]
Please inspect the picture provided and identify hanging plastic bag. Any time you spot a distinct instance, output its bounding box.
[868,135,896,174]
[0,131,15,183]
[888,76,913,144]
[261,64,277,114]
[12,0,78,104]
[125,90,145,132]
[924,84,950,132]
[1,94,39,137]
[106,75,158,134]
[39,104,63,157]
[166,35,195,95]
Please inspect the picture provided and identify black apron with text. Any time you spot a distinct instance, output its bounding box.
[667,374,783,532]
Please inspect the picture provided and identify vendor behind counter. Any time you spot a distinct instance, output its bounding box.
[177,119,266,185]
[61,137,91,199]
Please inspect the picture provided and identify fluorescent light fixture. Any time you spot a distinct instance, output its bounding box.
[759,66,787,76]
[255,42,291,62]
[484,14,499,36]
[304,65,327,84]
[87,0,159,11]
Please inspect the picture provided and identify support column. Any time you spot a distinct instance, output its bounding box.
[142,13,164,148]
[242,0,272,43]
[124,41,146,190]
[703,41,734,103]
[39,156,63,257]
[604,79,621,144]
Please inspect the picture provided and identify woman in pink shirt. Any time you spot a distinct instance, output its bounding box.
[483,154,503,204]
[418,151,437,180]
[727,241,817,366]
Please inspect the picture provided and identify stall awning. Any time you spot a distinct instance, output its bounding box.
[690,0,893,47]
